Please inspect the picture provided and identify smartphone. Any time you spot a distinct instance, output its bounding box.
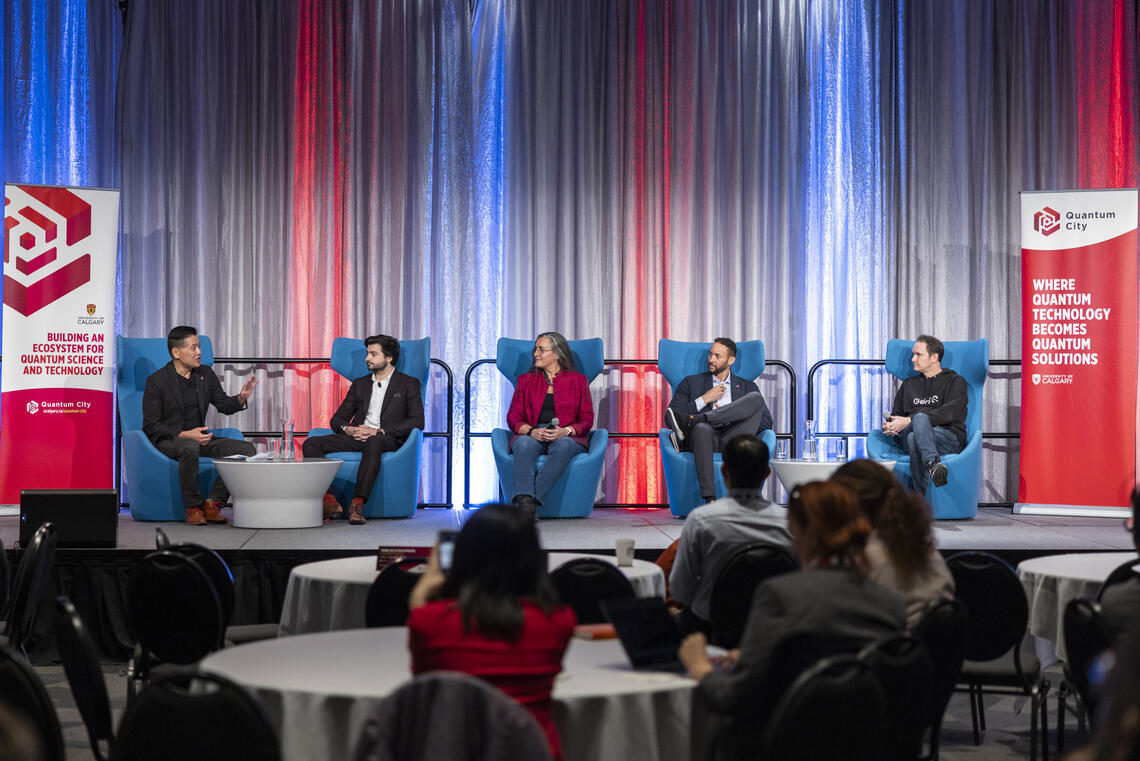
[437,530,459,572]
[202,428,212,434]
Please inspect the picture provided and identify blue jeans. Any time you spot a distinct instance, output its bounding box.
[511,435,586,502]
[890,412,962,492]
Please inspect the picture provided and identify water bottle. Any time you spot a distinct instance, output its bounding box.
[803,419,818,462]
[281,418,295,461]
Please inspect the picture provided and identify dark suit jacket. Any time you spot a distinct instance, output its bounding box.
[142,362,247,445]
[697,567,905,758]
[329,371,425,444]
[667,371,773,432]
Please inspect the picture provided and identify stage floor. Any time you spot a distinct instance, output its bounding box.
[1,505,1133,555]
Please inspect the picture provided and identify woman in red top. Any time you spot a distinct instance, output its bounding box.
[505,332,594,513]
[408,504,577,759]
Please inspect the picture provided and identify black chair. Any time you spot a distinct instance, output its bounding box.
[126,550,224,700]
[1057,598,1111,752]
[0,536,11,620]
[55,596,115,761]
[365,559,428,628]
[858,633,935,761]
[3,522,58,657]
[0,640,65,761]
[948,551,1050,761]
[154,527,171,550]
[708,542,798,648]
[116,671,280,761]
[760,654,888,761]
[911,597,969,761]
[550,558,636,624]
[166,542,278,644]
[353,672,552,761]
[1095,558,1140,602]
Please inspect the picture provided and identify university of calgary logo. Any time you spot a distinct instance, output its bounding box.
[3,186,93,316]
[87,303,96,316]
[1033,206,1060,236]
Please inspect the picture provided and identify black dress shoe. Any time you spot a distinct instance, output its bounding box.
[928,461,949,488]
[512,494,537,513]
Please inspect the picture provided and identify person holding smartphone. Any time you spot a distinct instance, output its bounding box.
[408,504,576,760]
[505,332,594,513]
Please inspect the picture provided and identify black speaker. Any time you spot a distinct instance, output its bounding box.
[20,489,119,548]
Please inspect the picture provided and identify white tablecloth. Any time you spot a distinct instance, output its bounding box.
[279,552,667,636]
[1017,551,1138,662]
[201,627,700,761]
[769,458,895,493]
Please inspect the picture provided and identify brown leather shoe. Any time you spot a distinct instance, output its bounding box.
[184,507,207,526]
[348,497,366,525]
[201,499,229,525]
[322,493,344,520]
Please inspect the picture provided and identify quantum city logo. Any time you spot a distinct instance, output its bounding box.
[26,400,39,415]
[1033,206,1061,236]
[3,186,93,316]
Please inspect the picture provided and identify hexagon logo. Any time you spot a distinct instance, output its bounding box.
[3,186,93,316]
[1033,206,1060,236]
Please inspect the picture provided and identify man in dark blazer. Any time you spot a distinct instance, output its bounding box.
[302,335,425,524]
[664,338,773,503]
[143,326,257,525]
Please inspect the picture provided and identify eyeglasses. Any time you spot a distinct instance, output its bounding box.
[534,347,554,354]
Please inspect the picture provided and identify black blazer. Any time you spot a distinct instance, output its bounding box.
[329,371,425,444]
[697,568,905,758]
[142,362,247,444]
[667,371,773,432]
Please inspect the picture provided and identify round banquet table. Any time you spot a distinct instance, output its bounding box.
[200,627,703,761]
[278,552,667,636]
[1017,551,1138,662]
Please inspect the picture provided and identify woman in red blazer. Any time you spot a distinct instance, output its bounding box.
[505,332,594,512]
[408,504,577,760]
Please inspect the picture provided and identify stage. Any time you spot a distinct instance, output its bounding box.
[2,505,1132,661]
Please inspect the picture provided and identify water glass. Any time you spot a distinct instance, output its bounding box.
[774,438,790,460]
[833,438,848,463]
[268,439,281,460]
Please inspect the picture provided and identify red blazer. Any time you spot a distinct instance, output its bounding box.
[408,600,577,760]
[506,370,594,447]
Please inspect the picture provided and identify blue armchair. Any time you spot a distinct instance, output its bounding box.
[116,335,246,521]
[306,337,429,518]
[657,339,778,518]
[490,338,608,518]
[866,338,988,520]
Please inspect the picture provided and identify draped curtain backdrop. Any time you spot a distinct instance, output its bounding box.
[3,0,1137,507]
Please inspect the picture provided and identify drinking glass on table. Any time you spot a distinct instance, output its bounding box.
[774,438,790,461]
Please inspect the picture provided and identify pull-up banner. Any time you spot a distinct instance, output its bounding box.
[1016,188,1138,517]
[1,184,119,504]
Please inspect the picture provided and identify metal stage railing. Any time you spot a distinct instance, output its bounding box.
[115,356,455,509]
[804,358,1022,508]
[463,358,798,509]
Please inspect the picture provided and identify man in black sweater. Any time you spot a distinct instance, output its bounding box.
[881,335,967,492]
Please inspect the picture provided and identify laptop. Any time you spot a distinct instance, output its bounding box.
[20,489,119,548]
[601,596,687,672]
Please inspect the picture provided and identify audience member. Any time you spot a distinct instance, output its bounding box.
[1064,606,1140,761]
[505,332,594,513]
[407,504,576,760]
[831,458,954,627]
[1099,487,1140,647]
[669,435,792,634]
[678,481,905,759]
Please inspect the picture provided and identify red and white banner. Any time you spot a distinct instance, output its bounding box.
[1,184,119,504]
[1017,188,1138,516]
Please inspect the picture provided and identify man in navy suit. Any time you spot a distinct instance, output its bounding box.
[665,338,773,504]
[301,335,425,524]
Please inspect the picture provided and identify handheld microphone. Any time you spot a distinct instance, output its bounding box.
[549,417,560,430]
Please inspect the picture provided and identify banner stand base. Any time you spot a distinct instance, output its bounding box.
[1014,502,1130,518]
